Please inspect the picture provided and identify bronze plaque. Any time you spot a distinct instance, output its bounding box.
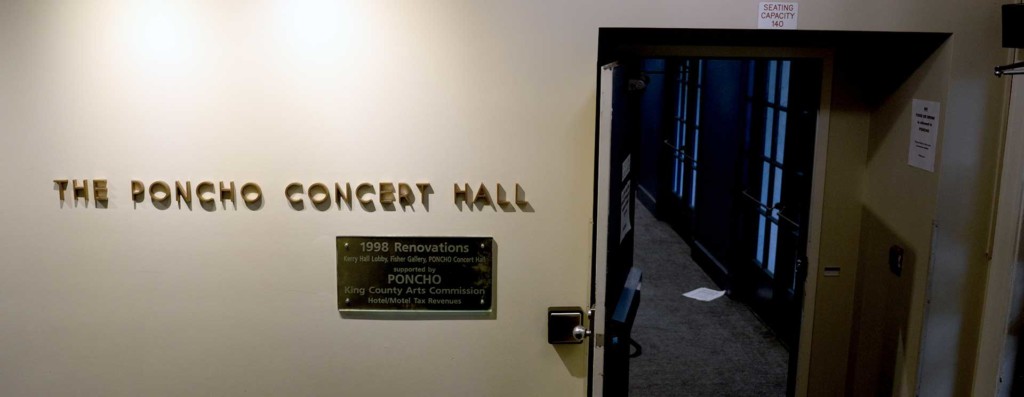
[337,236,494,315]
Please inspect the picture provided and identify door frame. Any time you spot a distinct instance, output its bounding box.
[589,62,617,397]
[590,46,834,396]
[972,71,1024,395]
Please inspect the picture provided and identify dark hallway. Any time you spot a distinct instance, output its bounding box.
[628,201,789,396]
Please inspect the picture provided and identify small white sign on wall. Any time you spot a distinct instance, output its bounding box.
[758,2,799,30]
[908,99,941,172]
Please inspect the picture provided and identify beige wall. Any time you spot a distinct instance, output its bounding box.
[846,44,950,397]
[807,58,871,395]
[0,1,1010,395]
[917,6,1009,397]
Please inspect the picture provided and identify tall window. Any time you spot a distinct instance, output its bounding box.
[671,59,704,209]
[748,60,791,277]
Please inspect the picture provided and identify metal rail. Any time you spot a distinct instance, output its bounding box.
[739,190,801,229]
[662,140,698,164]
[995,61,1024,77]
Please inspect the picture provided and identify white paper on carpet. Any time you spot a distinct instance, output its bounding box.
[682,287,726,302]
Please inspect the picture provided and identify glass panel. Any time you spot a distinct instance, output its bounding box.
[764,109,775,157]
[777,111,787,162]
[682,75,689,125]
[678,159,685,199]
[690,129,699,209]
[698,60,704,86]
[773,166,784,215]
[676,63,687,198]
[678,164,685,198]
[676,67,684,120]
[695,61,704,125]
[780,60,791,107]
[673,121,682,197]
[767,61,778,104]
[673,69,683,197]
[695,86,702,126]
[767,222,778,275]
[760,164,770,204]
[757,216,767,264]
[690,170,697,208]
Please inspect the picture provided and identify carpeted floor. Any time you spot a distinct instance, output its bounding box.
[628,202,789,397]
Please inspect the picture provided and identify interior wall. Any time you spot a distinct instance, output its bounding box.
[974,49,1024,397]
[918,5,1009,396]
[993,71,1024,397]
[998,218,1024,396]
[0,1,1011,396]
[807,59,871,396]
[0,2,603,395]
[846,43,950,397]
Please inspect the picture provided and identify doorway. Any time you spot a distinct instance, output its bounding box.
[592,28,951,397]
[590,31,837,397]
[592,50,830,395]
[647,57,821,350]
[627,55,821,395]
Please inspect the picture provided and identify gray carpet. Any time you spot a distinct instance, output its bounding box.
[628,202,788,397]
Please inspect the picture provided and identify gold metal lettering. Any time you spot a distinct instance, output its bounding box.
[416,183,432,206]
[150,181,170,203]
[515,183,529,205]
[454,183,471,205]
[356,183,374,205]
[175,181,192,205]
[379,182,396,204]
[197,181,215,204]
[496,183,510,206]
[335,183,352,207]
[54,180,69,201]
[73,179,89,201]
[219,181,235,203]
[241,183,262,205]
[309,183,330,206]
[398,183,414,206]
[131,180,145,202]
[93,179,108,202]
[474,183,492,206]
[285,183,304,204]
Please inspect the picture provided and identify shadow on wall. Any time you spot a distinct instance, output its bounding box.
[553,343,589,379]
[861,45,945,165]
[847,207,917,397]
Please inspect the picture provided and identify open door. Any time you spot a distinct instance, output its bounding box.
[591,62,641,396]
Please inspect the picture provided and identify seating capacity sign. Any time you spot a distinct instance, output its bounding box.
[758,2,799,30]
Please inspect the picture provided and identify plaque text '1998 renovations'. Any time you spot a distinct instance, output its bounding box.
[337,236,494,315]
